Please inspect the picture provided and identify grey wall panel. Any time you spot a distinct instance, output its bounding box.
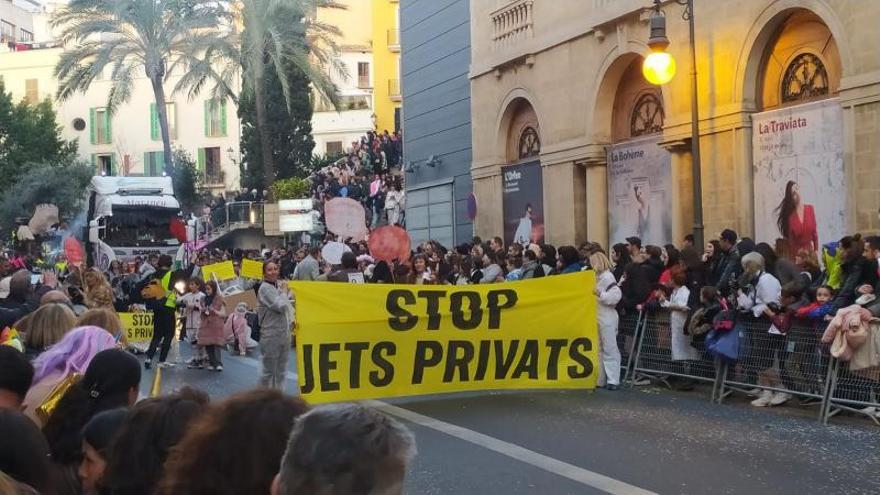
[401,0,471,246]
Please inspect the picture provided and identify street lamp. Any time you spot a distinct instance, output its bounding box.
[642,0,704,248]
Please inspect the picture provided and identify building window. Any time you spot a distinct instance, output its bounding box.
[198,147,223,184]
[781,52,829,104]
[358,62,370,88]
[151,102,177,140]
[204,99,227,137]
[144,151,165,176]
[326,141,343,156]
[92,153,115,176]
[19,29,33,43]
[518,126,540,159]
[1,21,15,42]
[630,93,664,137]
[24,79,38,104]
[91,107,112,144]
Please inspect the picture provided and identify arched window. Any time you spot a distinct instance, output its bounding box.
[781,52,829,104]
[518,126,540,159]
[630,93,664,137]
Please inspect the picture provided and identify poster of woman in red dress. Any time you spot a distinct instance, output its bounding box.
[775,180,818,258]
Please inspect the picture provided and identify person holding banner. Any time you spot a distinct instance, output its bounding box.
[257,262,294,389]
[590,252,623,390]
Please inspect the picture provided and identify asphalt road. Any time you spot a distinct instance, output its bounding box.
[139,343,880,495]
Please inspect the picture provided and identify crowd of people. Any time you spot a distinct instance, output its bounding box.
[307,130,406,234]
[3,193,880,493]
[1,361,415,495]
[0,245,417,494]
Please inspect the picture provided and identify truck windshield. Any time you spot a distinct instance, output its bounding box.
[101,206,180,247]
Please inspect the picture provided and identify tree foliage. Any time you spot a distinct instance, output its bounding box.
[170,147,203,214]
[233,0,346,188]
[239,63,315,189]
[0,81,77,193]
[52,0,235,172]
[270,177,311,200]
[0,159,93,229]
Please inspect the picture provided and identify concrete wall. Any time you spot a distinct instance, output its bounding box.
[401,0,472,247]
[372,0,400,132]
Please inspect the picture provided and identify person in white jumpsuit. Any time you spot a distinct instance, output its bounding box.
[589,252,623,389]
[661,270,700,362]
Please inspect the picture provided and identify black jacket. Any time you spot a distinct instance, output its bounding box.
[833,257,877,311]
[714,247,742,295]
[620,262,651,311]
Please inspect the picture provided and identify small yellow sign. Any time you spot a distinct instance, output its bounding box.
[119,312,154,343]
[201,261,236,281]
[240,258,264,280]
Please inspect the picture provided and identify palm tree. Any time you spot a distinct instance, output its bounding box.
[235,0,346,189]
[53,0,236,174]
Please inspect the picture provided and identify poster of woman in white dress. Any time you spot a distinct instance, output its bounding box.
[607,136,672,246]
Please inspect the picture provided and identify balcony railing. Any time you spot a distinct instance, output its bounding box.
[388,79,401,101]
[491,0,534,50]
[196,201,265,243]
[387,28,400,51]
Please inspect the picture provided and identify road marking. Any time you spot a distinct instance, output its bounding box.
[367,400,657,495]
[238,356,656,495]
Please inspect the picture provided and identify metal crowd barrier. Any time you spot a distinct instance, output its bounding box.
[626,309,722,399]
[715,316,830,419]
[620,310,880,425]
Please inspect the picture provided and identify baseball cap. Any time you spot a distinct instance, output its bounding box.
[720,229,738,243]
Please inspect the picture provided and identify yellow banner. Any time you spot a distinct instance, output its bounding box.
[291,271,599,404]
[201,261,236,281]
[119,312,154,343]
[240,258,264,280]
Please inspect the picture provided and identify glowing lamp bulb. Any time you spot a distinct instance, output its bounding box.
[643,50,676,85]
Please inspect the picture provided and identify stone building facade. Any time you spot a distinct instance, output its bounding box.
[469,0,880,248]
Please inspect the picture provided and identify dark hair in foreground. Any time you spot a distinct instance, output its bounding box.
[0,409,54,494]
[278,403,416,495]
[42,349,141,465]
[102,387,209,495]
[159,389,308,495]
[0,346,33,402]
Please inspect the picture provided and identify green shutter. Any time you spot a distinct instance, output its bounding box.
[104,109,112,143]
[157,151,165,175]
[197,148,205,173]
[150,103,158,141]
[91,153,97,171]
[110,153,117,175]
[220,99,227,136]
[204,100,210,137]
[143,152,150,176]
[89,108,96,144]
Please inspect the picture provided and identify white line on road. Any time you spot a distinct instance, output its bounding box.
[237,357,656,495]
[366,400,657,495]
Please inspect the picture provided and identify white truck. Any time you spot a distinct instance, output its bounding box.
[85,176,191,270]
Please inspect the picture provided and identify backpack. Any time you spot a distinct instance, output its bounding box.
[712,298,737,332]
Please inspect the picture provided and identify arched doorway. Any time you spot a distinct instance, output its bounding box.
[499,98,544,246]
[747,9,844,254]
[604,57,673,247]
